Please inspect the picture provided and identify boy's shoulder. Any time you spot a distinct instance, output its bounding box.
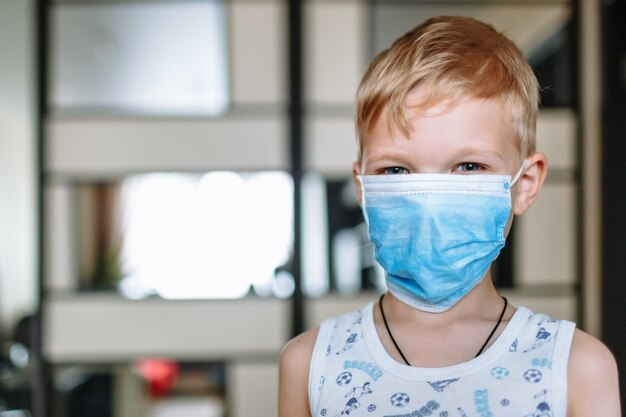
[279,326,320,417]
[567,328,621,415]
[280,326,320,368]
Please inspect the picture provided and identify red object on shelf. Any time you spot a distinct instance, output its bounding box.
[136,358,180,398]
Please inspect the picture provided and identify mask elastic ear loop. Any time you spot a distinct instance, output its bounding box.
[356,175,370,224]
[510,162,525,186]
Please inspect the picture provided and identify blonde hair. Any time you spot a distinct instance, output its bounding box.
[356,16,539,159]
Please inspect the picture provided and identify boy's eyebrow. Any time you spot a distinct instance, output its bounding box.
[452,146,506,160]
[363,149,412,163]
[365,147,506,163]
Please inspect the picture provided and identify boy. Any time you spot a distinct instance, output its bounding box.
[280,16,620,417]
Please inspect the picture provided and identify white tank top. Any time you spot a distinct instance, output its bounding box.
[308,302,575,417]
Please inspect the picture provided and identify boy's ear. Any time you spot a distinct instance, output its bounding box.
[352,161,363,207]
[513,152,548,215]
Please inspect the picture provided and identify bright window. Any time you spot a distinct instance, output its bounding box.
[116,172,293,299]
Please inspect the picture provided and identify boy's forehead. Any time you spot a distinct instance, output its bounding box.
[360,95,520,162]
[365,91,499,138]
[365,95,507,139]
[404,90,511,120]
[405,89,458,117]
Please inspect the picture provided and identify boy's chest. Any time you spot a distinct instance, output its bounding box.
[310,305,569,417]
[315,363,554,417]
[377,330,500,369]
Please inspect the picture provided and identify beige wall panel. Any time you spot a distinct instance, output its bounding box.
[230,2,285,104]
[47,118,287,174]
[580,0,602,337]
[306,117,357,176]
[306,294,378,329]
[113,365,148,417]
[306,2,365,103]
[503,292,577,322]
[45,185,77,292]
[44,296,289,362]
[146,398,223,417]
[515,184,576,286]
[536,110,576,170]
[0,0,37,333]
[227,362,278,417]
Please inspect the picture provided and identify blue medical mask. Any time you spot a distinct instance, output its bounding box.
[359,164,524,313]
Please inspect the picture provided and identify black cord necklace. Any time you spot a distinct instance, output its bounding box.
[378,294,508,366]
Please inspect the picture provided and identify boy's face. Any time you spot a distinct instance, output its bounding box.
[354,94,547,220]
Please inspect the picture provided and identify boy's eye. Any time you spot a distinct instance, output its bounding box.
[456,163,483,172]
[382,167,409,175]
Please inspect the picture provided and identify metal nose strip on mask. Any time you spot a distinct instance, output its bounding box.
[359,174,511,197]
[359,163,525,195]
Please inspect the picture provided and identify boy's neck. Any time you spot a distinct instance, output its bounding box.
[384,270,506,326]
[376,270,515,367]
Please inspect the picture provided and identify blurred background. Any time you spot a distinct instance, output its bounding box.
[0,0,624,415]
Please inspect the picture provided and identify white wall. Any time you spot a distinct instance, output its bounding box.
[0,0,37,335]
